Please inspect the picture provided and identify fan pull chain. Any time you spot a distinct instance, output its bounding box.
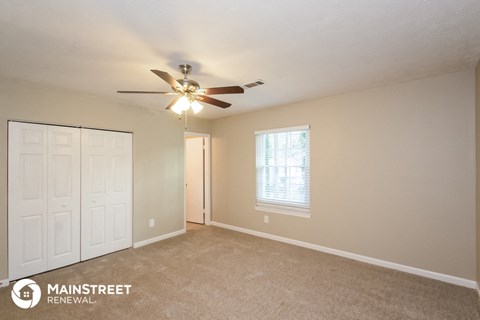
[184,110,188,130]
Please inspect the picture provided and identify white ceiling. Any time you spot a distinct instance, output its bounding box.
[1,1,479,119]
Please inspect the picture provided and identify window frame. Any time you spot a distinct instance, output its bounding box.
[254,125,311,218]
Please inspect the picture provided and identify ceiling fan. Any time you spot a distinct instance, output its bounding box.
[117,64,244,114]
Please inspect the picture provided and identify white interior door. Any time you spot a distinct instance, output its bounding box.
[81,129,132,261]
[47,126,80,270]
[186,137,204,224]
[8,122,48,280]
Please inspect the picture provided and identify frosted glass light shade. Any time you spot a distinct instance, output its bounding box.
[170,96,204,115]
[191,101,204,114]
[171,102,183,115]
[171,96,190,114]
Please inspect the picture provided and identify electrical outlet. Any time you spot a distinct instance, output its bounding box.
[149,219,155,227]
[264,215,269,224]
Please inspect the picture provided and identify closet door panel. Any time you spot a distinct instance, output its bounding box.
[81,129,132,261]
[51,212,72,255]
[112,204,127,241]
[8,122,48,280]
[47,126,80,270]
[82,130,109,259]
[90,205,106,246]
[110,133,132,251]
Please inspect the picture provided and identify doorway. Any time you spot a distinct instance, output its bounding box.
[184,132,211,229]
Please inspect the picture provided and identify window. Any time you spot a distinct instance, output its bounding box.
[255,125,310,217]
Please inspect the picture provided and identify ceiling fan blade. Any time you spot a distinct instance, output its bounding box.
[165,96,181,110]
[151,70,183,91]
[117,90,177,95]
[198,86,244,95]
[195,95,231,109]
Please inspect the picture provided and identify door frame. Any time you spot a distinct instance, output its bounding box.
[184,132,211,228]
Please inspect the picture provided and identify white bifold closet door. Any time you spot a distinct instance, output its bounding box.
[81,129,132,261]
[8,122,80,280]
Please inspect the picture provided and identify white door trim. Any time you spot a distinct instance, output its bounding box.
[184,132,211,228]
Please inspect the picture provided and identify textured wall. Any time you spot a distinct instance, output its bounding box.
[0,77,211,281]
[476,62,480,285]
[211,70,476,280]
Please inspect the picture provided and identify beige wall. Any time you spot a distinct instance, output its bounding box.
[476,62,480,285]
[0,77,211,280]
[2,70,476,282]
[211,70,476,280]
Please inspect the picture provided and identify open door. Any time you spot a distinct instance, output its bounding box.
[186,137,205,224]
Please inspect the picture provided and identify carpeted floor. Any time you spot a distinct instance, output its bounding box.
[0,225,479,319]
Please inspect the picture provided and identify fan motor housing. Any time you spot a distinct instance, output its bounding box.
[177,78,200,93]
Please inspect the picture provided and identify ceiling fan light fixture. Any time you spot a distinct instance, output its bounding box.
[191,100,204,114]
[171,95,204,115]
[171,96,191,114]
[171,97,187,114]
[171,103,183,115]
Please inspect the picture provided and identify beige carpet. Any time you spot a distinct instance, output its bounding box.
[0,225,479,319]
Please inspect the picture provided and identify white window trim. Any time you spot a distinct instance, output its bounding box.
[255,125,310,135]
[255,203,311,218]
[255,125,311,218]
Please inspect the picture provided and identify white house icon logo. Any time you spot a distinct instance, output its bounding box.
[11,279,41,309]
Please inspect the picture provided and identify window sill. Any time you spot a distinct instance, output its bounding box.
[255,204,311,219]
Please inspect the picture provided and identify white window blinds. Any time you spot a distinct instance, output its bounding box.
[255,126,310,214]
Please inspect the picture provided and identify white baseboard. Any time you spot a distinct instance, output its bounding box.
[210,221,476,289]
[133,229,186,248]
[0,279,9,288]
[477,282,480,297]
